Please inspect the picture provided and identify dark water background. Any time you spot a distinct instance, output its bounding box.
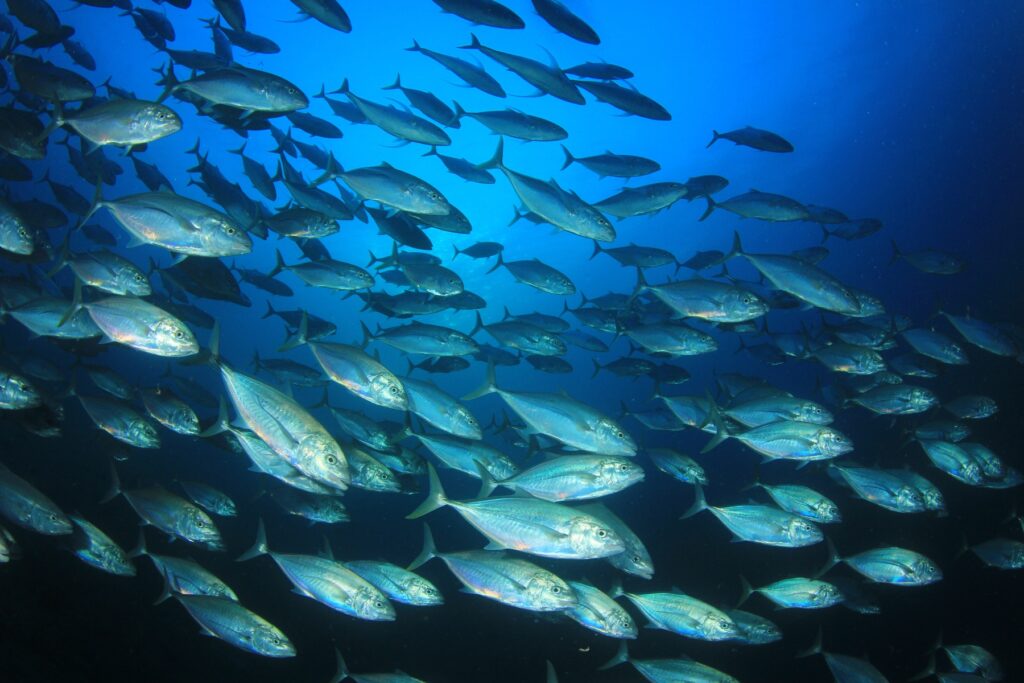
[2,1,1024,681]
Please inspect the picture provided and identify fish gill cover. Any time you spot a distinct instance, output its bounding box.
[0,0,1022,681]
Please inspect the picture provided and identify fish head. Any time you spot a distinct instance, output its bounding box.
[296,433,350,491]
[181,506,222,549]
[960,460,984,485]
[731,289,769,320]
[920,487,946,512]
[787,518,823,545]
[687,464,709,485]
[815,500,842,523]
[797,401,833,425]
[524,573,576,611]
[356,587,396,621]
[406,578,444,606]
[251,624,296,658]
[119,266,152,297]
[173,409,201,436]
[136,103,182,140]
[130,419,162,449]
[569,517,624,558]
[816,427,853,457]
[910,558,943,585]
[267,80,309,112]
[976,452,1006,479]
[29,506,72,535]
[593,418,637,456]
[359,463,401,492]
[453,407,482,440]
[814,582,843,606]
[615,547,654,579]
[197,213,252,256]
[151,316,199,357]
[909,387,938,412]
[368,370,407,409]
[597,458,645,489]
[860,355,887,375]
[895,486,927,513]
[1,372,41,409]
[702,613,741,641]
[605,607,638,639]
[2,219,36,255]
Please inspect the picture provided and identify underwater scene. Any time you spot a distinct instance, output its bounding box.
[0,0,1022,681]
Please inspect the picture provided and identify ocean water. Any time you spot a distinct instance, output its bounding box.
[1,1,1023,681]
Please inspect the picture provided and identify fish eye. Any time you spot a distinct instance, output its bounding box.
[375,601,384,608]
[616,431,624,438]
[618,463,629,471]
[134,273,145,281]
[18,228,29,238]
[272,637,281,645]
[326,455,336,464]
[551,586,561,594]
[633,555,641,563]
[597,529,607,538]
[225,227,236,235]
[174,330,184,339]
[389,386,398,394]
[49,513,58,521]
[196,520,204,527]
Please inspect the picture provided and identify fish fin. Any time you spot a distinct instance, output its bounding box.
[199,396,230,438]
[597,641,629,671]
[680,483,708,520]
[405,463,448,519]
[815,537,842,577]
[545,660,558,683]
[462,361,497,401]
[127,529,147,559]
[236,518,268,561]
[406,523,438,571]
[737,574,753,607]
[706,130,721,148]
[278,310,308,351]
[796,627,824,659]
[100,459,121,503]
[330,649,350,683]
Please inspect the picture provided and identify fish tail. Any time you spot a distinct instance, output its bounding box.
[725,230,743,260]
[277,310,308,352]
[588,240,603,260]
[57,276,84,328]
[474,460,498,498]
[152,576,175,606]
[76,178,105,232]
[462,361,498,400]
[406,358,418,375]
[127,529,148,559]
[199,396,230,438]
[267,248,286,278]
[207,319,221,365]
[405,39,422,53]
[699,395,730,454]
[485,251,504,275]
[330,649,350,683]
[698,195,716,222]
[597,641,629,671]
[477,136,502,170]
[820,223,830,243]
[590,358,602,378]
[36,100,65,144]
[560,144,575,170]
[451,243,461,259]
[680,483,709,519]
[545,661,557,683]
[908,653,937,682]
[406,523,439,571]
[795,627,823,659]
[100,460,122,504]
[460,33,482,50]
[382,73,401,90]
[329,79,349,95]
[737,574,754,606]
[406,463,449,520]
[888,239,902,265]
[261,300,277,319]
[628,266,648,305]
[706,129,721,148]
[422,145,439,158]
[236,518,269,562]
[358,321,372,349]
[815,536,841,577]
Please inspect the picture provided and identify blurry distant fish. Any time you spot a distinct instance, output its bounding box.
[532,0,600,44]
[431,0,523,29]
[890,241,965,274]
[407,40,506,97]
[707,126,794,152]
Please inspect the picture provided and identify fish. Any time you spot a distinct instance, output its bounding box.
[488,253,577,295]
[333,79,451,146]
[830,465,928,514]
[0,463,72,535]
[478,455,644,502]
[409,463,625,560]
[79,395,161,448]
[141,387,200,435]
[174,595,295,657]
[220,364,350,491]
[406,40,506,97]
[683,485,823,547]
[707,126,794,152]
[106,473,222,550]
[890,241,965,274]
[408,524,576,612]
[561,147,660,178]
[465,363,635,455]
[742,576,843,609]
[343,560,443,607]
[821,541,942,585]
[565,581,636,639]
[412,432,519,481]
[67,514,136,576]
[600,641,739,682]
[612,587,740,640]
[238,520,395,621]
[432,0,524,29]
[461,34,583,104]
[533,0,600,44]
[402,376,481,440]
[340,163,452,215]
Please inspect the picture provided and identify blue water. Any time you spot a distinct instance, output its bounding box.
[2,1,1023,681]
